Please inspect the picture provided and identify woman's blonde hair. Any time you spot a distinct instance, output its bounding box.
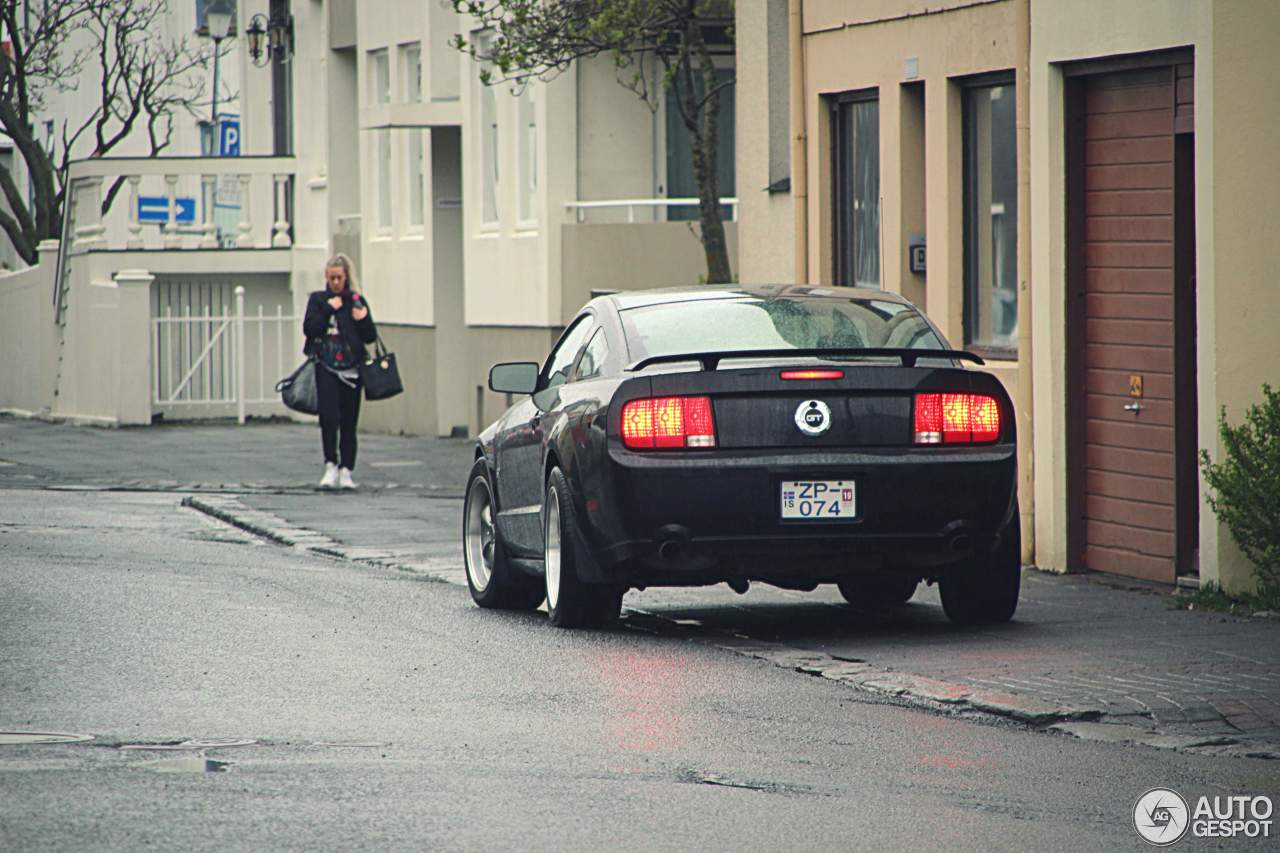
[325,253,359,292]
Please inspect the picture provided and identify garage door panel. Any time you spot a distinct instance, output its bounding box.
[1087,268,1173,294]
[1085,109,1173,140]
[1087,469,1173,506]
[1086,137,1173,166]
[1085,343,1172,373]
[1086,494,1175,532]
[1085,318,1174,347]
[1085,163,1172,191]
[1084,544,1177,582]
[1085,242,1173,269]
[1085,518,1176,557]
[1086,368,1173,399]
[1085,216,1172,243]
[1086,292,1173,321]
[1086,418,1175,453]
[1086,84,1174,116]
[1086,443,1175,479]
[1086,189,1173,216]
[1086,394,1173,426]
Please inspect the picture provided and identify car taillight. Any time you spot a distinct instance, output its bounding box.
[620,396,716,449]
[780,369,845,380]
[913,393,1001,444]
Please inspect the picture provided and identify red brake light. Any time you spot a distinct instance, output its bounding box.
[621,396,716,449]
[913,393,1001,444]
[780,369,845,380]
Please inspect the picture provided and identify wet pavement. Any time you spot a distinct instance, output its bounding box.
[3,413,1279,758]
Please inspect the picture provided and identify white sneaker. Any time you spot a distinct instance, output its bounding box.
[319,462,339,489]
[338,468,357,490]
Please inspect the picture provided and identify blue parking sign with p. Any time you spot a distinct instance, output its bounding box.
[219,119,240,157]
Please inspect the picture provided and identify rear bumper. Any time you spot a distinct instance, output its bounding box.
[576,444,1017,585]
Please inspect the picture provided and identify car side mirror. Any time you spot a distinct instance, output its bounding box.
[489,362,539,395]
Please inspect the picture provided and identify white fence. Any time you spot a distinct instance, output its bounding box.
[152,285,299,423]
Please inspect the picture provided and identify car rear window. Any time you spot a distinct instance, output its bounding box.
[620,296,947,363]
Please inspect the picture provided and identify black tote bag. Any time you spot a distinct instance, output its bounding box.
[361,337,404,401]
[276,357,320,415]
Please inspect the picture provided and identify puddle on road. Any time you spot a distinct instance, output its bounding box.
[143,754,231,774]
[0,731,95,745]
[120,738,257,751]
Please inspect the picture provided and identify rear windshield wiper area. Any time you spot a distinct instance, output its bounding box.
[625,347,987,372]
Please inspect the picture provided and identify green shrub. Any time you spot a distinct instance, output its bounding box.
[1199,384,1280,596]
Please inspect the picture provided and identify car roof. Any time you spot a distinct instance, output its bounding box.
[597,284,913,312]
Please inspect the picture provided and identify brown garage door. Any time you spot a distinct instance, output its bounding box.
[1080,67,1177,582]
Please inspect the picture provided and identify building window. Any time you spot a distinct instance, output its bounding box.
[408,128,425,227]
[369,49,390,105]
[477,33,499,224]
[376,129,392,228]
[963,80,1018,353]
[517,85,537,222]
[832,92,880,287]
[402,43,422,103]
[665,67,735,222]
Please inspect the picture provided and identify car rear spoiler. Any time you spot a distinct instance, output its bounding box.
[626,347,987,372]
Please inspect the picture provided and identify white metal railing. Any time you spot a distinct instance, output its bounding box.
[64,156,296,253]
[152,285,299,423]
[564,197,739,224]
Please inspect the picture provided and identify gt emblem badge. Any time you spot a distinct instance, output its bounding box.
[794,400,832,437]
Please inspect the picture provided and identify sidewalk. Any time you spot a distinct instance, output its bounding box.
[4,415,1278,759]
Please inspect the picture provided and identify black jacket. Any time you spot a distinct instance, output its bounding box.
[303,289,378,363]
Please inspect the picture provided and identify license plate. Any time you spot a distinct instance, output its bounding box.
[780,480,857,521]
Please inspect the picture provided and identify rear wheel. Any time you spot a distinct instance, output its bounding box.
[464,459,544,610]
[837,575,918,608]
[939,513,1021,626]
[544,467,622,629]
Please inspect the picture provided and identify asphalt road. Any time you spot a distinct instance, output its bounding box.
[2,489,1276,851]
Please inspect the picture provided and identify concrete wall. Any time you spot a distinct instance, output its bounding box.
[357,324,438,436]
[465,327,561,437]
[1028,0,1205,576]
[0,243,59,415]
[735,0,795,284]
[1203,0,1280,591]
[560,222,740,323]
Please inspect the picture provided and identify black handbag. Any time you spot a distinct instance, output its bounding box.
[276,357,320,415]
[361,336,403,401]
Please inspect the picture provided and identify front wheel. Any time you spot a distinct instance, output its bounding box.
[939,511,1021,626]
[543,467,622,629]
[463,459,544,610]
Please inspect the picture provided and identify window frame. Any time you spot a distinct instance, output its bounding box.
[540,314,597,391]
[368,48,391,105]
[829,88,881,289]
[961,71,1018,359]
[401,42,423,103]
[516,83,538,227]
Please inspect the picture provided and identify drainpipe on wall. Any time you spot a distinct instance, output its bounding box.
[789,0,808,285]
[1015,0,1035,565]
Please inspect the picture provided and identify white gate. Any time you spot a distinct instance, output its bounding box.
[152,286,300,423]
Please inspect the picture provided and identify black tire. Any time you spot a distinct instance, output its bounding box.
[939,512,1021,626]
[543,467,622,629]
[837,575,919,608]
[463,459,544,610]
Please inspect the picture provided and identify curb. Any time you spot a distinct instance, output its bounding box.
[183,493,1279,760]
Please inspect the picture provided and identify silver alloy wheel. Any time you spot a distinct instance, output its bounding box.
[544,487,562,610]
[465,477,495,593]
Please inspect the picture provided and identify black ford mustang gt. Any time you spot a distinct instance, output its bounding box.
[463,285,1019,629]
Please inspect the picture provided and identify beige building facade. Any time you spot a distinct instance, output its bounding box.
[737,0,1280,593]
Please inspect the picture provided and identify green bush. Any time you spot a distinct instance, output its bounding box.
[1199,384,1280,596]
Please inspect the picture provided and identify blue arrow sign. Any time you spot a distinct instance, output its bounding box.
[138,196,196,223]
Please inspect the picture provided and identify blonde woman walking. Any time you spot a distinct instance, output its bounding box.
[302,253,377,489]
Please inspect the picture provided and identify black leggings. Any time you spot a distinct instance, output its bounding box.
[316,367,362,470]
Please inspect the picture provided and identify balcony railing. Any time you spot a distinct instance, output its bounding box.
[62,156,297,253]
[564,197,739,224]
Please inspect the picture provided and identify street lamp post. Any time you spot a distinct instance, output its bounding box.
[206,0,234,136]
